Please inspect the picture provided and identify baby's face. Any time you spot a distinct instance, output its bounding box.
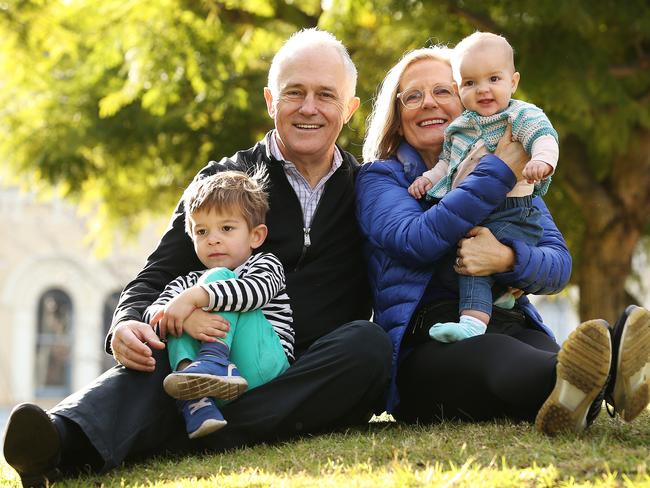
[457,46,520,116]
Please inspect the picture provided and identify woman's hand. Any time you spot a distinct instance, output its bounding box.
[494,123,528,181]
[454,226,515,276]
[183,309,230,342]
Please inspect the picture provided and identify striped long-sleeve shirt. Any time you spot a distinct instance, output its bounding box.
[427,99,559,199]
[143,252,295,361]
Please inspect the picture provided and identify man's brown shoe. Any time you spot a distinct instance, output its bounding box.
[535,319,612,435]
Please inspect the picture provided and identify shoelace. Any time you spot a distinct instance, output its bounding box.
[187,359,238,377]
[227,363,237,376]
[188,397,212,415]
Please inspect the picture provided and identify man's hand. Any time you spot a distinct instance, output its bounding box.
[494,123,528,181]
[150,287,208,338]
[110,320,165,372]
[184,309,231,342]
[454,226,516,276]
[408,176,433,199]
[522,160,552,184]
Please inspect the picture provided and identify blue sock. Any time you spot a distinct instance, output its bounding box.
[429,314,487,343]
[198,341,229,360]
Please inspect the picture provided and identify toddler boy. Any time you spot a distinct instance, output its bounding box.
[144,169,294,439]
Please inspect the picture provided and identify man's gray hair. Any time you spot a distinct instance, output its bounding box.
[267,28,357,100]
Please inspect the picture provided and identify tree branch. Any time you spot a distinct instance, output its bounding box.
[443,3,500,33]
[198,0,319,29]
[442,1,648,81]
[202,1,270,27]
[612,129,650,226]
[269,0,320,28]
[640,90,650,105]
[609,55,650,78]
[560,135,617,232]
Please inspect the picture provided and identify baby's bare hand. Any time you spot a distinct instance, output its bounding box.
[408,177,433,199]
[522,161,552,183]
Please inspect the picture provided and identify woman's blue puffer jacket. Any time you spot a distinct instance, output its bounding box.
[356,142,572,412]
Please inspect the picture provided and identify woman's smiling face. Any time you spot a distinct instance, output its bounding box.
[398,59,463,167]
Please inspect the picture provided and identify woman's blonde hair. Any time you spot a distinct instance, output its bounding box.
[362,46,453,163]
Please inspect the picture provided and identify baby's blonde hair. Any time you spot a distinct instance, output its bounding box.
[183,167,269,236]
[452,31,515,83]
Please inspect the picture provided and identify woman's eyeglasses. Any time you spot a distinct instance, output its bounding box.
[396,85,455,109]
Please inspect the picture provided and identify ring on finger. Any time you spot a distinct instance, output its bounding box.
[455,256,462,267]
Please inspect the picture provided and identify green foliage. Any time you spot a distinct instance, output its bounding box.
[0,0,313,241]
[333,0,650,274]
[1,0,649,264]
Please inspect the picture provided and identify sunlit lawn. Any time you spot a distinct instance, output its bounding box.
[2,410,650,487]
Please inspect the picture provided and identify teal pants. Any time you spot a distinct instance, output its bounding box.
[167,267,289,390]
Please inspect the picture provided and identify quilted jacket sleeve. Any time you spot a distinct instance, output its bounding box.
[357,154,515,268]
[493,196,571,295]
[357,155,571,295]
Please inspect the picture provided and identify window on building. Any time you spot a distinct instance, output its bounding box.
[102,290,122,371]
[35,289,73,397]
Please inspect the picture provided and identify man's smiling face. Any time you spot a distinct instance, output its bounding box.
[264,45,356,167]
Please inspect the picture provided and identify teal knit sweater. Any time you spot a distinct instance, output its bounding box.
[427,99,558,199]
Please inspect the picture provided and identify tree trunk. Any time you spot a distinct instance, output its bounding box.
[562,131,650,325]
[578,220,640,324]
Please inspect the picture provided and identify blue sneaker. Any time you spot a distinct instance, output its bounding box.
[179,397,227,439]
[164,355,248,401]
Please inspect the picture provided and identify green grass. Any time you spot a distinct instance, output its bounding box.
[2,411,650,487]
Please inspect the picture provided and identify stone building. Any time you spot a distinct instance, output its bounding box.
[0,182,164,411]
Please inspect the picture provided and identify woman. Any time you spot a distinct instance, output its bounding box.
[357,46,650,434]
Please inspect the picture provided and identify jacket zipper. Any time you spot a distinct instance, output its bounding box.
[294,195,323,271]
[292,169,332,271]
[303,227,311,247]
[294,227,311,271]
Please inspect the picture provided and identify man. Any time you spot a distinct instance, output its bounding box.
[3,29,392,487]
